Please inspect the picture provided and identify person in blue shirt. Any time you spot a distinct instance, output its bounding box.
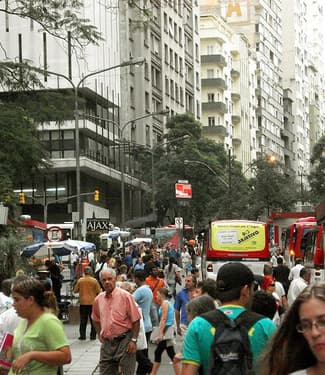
[133,270,153,375]
[174,275,196,335]
[151,287,180,375]
[181,262,276,375]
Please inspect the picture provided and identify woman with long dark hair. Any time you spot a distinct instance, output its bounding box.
[260,282,325,374]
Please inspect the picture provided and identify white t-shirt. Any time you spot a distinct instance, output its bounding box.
[289,264,304,280]
[181,251,191,265]
[287,277,308,306]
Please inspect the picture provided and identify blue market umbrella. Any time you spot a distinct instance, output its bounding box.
[21,241,72,258]
[64,239,96,252]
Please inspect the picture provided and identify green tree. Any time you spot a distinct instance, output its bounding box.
[308,135,325,202]
[247,157,299,219]
[137,114,250,228]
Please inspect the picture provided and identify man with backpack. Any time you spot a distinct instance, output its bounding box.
[181,262,276,375]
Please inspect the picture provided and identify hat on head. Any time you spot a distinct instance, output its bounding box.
[261,275,275,290]
[216,262,254,292]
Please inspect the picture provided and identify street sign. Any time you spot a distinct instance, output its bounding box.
[175,183,192,198]
[86,218,110,232]
[175,217,183,229]
[46,226,63,242]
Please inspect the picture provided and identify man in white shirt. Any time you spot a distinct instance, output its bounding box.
[287,267,311,306]
[288,258,304,280]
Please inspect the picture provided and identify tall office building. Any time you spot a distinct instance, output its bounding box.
[306,0,325,150]
[119,0,201,143]
[217,0,285,166]
[199,5,258,174]
[0,0,147,229]
[0,0,201,229]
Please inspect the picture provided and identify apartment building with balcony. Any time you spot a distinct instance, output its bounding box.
[199,5,258,175]
[119,0,201,145]
[306,0,325,150]
[213,0,285,165]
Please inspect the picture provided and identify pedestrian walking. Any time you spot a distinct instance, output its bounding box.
[288,267,311,306]
[260,282,325,374]
[91,268,141,375]
[289,258,304,281]
[73,266,101,340]
[10,277,71,374]
[150,287,180,375]
[164,257,181,299]
[145,266,165,327]
[181,262,276,375]
[174,274,196,336]
[133,270,154,375]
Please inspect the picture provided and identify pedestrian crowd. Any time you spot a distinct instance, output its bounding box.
[0,241,325,375]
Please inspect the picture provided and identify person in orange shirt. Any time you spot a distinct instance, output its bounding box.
[145,266,165,327]
[73,266,101,340]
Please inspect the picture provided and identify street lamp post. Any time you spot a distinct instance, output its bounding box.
[32,57,145,237]
[184,160,230,189]
[118,110,169,227]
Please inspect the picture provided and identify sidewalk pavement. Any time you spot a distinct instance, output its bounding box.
[63,323,100,374]
[63,323,183,374]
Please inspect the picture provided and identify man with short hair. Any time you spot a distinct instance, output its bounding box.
[175,274,196,335]
[287,267,311,306]
[73,266,101,340]
[92,268,141,375]
[145,266,165,327]
[288,257,304,280]
[181,262,276,375]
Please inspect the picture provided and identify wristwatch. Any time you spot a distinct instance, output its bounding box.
[131,338,137,343]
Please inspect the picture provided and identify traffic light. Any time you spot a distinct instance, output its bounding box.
[19,192,25,205]
[94,190,99,201]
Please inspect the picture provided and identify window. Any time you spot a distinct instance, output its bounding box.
[207,45,214,54]
[169,48,173,67]
[130,87,135,108]
[179,26,183,45]
[164,44,169,64]
[165,76,169,96]
[208,117,215,127]
[170,79,174,99]
[145,92,150,111]
[174,52,178,71]
[164,13,168,33]
[175,83,179,102]
[208,93,215,102]
[180,87,184,106]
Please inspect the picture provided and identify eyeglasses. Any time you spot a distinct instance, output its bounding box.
[269,284,275,287]
[296,319,325,334]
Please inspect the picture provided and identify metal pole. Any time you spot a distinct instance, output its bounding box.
[119,110,169,227]
[121,143,126,227]
[74,86,81,239]
[151,151,155,218]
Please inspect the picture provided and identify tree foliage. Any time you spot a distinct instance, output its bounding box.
[136,114,250,228]
[0,0,102,90]
[308,135,325,202]
[247,157,299,219]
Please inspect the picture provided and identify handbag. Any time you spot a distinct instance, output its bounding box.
[150,325,175,343]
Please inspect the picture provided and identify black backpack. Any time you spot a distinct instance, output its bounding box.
[201,309,263,375]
